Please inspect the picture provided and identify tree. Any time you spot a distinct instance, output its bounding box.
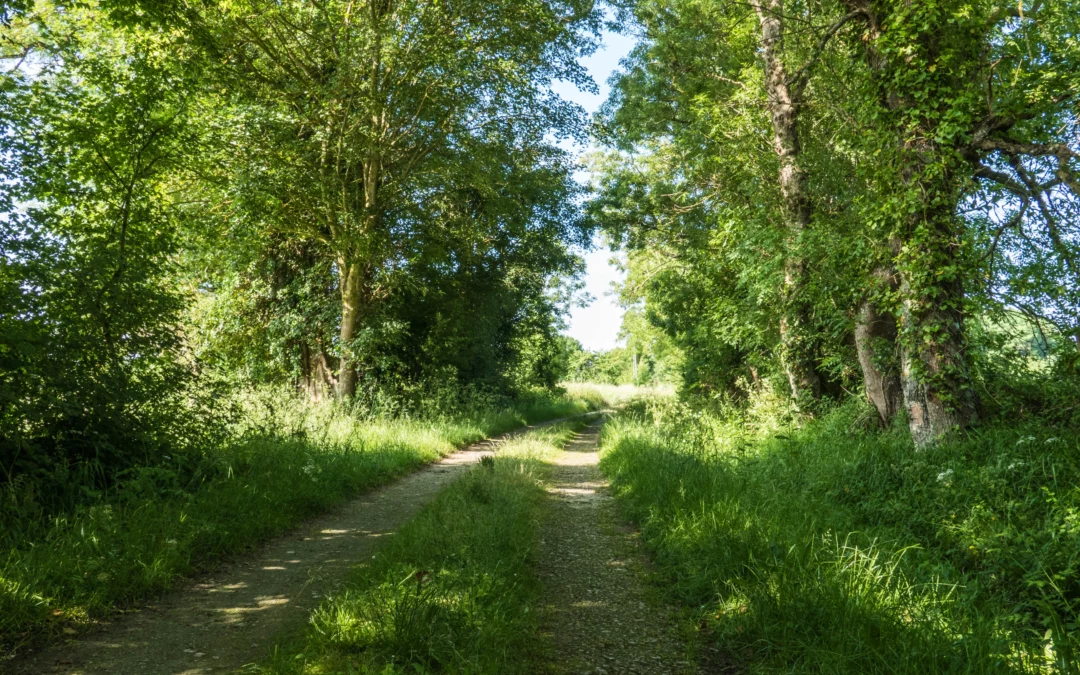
[194,0,599,397]
[1,3,221,489]
[840,0,1080,444]
[593,1,866,408]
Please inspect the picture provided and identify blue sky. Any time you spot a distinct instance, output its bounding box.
[552,28,638,352]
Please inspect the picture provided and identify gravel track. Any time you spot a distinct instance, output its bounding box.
[533,419,698,675]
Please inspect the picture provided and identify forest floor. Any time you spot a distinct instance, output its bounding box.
[7,416,591,675]
[532,420,698,675]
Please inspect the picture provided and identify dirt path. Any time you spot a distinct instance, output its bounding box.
[9,416,592,675]
[534,420,698,675]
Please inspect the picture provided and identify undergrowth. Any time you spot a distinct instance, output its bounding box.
[599,394,1080,674]
[0,387,596,660]
[251,421,580,674]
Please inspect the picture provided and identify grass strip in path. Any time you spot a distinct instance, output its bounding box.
[249,421,586,675]
[532,419,698,675]
[6,415,595,675]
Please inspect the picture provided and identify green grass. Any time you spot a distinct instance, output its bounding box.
[598,395,1080,674]
[249,421,580,675]
[0,389,594,660]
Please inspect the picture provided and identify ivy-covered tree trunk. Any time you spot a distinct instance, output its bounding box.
[753,0,822,409]
[895,174,978,446]
[841,0,982,446]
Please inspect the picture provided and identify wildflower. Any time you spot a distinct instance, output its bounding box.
[937,469,954,483]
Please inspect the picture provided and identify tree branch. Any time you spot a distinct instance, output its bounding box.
[979,196,1028,263]
[974,136,1077,159]
[972,161,1029,195]
[1055,161,1080,195]
[1008,153,1080,278]
[789,9,867,97]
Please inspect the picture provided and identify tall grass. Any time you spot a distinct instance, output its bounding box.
[599,395,1080,674]
[251,422,581,674]
[563,381,673,407]
[0,387,595,660]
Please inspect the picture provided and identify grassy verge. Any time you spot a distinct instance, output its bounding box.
[0,389,594,660]
[249,421,580,675]
[599,396,1080,674]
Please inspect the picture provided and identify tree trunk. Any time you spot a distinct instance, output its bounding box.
[840,1,980,446]
[779,258,822,407]
[895,203,978,447]
[336,259,363,398]
[300,343,337,401]
[753,0,822,409]
[854,282,903,426]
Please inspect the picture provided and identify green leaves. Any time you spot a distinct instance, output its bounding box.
[595,0,1080,444]
[184,0,599,393]
[0,5,221,487]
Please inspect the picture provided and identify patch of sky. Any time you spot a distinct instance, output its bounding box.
[551,23,637,352]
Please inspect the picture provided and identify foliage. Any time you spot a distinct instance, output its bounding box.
[1,1,603,659]
[600,395,1080,673]
[181,0,600,396]
[559,329,681,386]
[592,0,1080,444]
[0,5,227,498]
[1,0,597,514]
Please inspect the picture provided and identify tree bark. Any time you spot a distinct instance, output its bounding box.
[753,0,822,409]
[300,343,337,401]
[854,272,903,426]
[336,259,364,398]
